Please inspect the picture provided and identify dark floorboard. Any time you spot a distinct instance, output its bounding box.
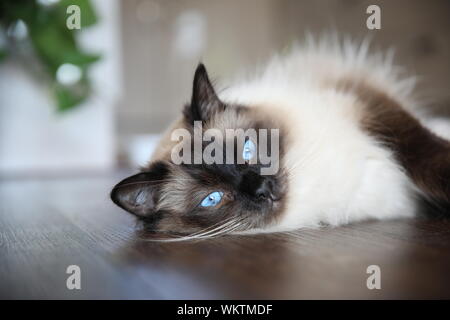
[1,174,450,299]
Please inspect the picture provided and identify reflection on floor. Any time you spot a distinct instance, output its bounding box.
[1,174,450,299]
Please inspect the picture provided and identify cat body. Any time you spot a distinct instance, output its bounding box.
[112,38,450,239]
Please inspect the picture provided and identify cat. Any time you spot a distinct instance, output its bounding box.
[111,37,450,240]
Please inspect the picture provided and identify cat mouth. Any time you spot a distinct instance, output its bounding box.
[267,195,283,211]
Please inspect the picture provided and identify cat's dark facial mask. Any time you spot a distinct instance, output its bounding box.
[111,64,287,237]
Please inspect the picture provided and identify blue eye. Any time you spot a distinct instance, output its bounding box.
[200,191,223,207]
[243,139,256,161]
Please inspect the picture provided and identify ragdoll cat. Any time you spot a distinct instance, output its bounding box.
[111,38,450,240]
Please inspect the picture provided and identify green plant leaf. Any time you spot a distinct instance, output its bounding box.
[54,83,89,112]
[30,18,78,73]
[64,51,101,68]
[0,49,7,61]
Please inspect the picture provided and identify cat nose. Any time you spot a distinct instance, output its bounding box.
[254,179,273,200]
[240,171,275,201]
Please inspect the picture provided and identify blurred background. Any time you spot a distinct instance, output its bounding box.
[1,0,449,177]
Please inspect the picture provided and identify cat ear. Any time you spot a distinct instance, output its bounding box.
[184,63,224,123]
[110,162,169,217]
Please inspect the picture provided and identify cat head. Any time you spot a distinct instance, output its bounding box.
[111,64,288,239]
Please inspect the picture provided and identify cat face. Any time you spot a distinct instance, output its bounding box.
[111,64,288,239]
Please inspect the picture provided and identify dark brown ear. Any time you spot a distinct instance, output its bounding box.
[184,63,225,124]
[110,162,169,217]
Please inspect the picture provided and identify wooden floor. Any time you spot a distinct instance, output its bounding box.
[1,173,450,299]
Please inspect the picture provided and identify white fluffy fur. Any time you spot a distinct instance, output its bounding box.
[220,37,419,232]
